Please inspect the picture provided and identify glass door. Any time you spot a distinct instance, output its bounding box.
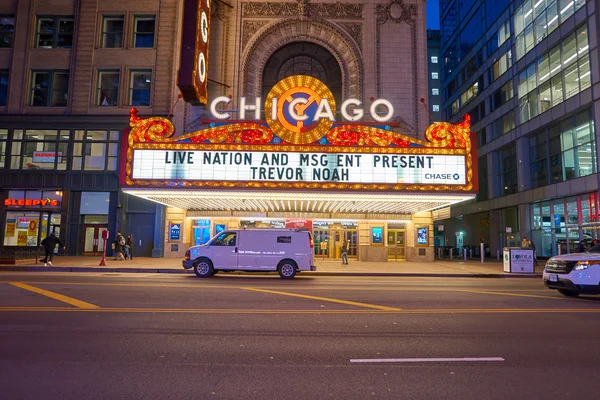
[387,230,406,260]
[342,230,357,258]
[83,225,107,255]
[314,229,330,258]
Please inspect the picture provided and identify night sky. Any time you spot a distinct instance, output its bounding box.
[426,0,440,30]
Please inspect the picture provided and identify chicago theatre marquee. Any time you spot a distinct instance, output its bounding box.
[121,0,478,262]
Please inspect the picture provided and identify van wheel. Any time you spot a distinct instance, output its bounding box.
[557,289,579,297]
[278,260,297,279]
[194,258,214,278]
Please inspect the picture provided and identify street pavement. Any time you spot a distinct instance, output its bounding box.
[0,272,599,399]
[0,255,544,277]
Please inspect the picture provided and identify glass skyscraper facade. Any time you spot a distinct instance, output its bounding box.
[437,0,599,257]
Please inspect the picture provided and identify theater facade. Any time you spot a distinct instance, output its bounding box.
[123,74,477,261]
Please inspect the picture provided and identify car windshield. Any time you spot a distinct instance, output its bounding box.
[587,243,600,253]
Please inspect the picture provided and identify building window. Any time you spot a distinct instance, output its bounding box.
[100,16,124,48]
[492,111,516,140]
[497,20,510,47]
[460,80,481,108]
[35,16,74,48]
[549,110,596,184]
[432,105,440,112]
[432,88,439,96]
[128,70,151,106]
[132,16,155,48]
[0,16,15,48]
[517,24,590,124]
[529,131,549,189]
[431,72,439,80]
[30,71,69,107]
[10,130,70,170]
[492,50,512,81]
[0,129,7,168]
[514,0,585,60]
[72,130,120,171]
[96,70,119,106]
[430,56,438,64]
[491,81,513,111]
[0,70,8,106]
[477,155,487,202]
[500,145,518,196]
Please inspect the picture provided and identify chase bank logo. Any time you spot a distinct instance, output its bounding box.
[264,75,336,144]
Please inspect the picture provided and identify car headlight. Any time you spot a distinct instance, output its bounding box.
[574,260,600,270]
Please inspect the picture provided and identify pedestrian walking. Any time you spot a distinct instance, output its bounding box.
[577,240,586,253]
[341,240,349,265]
[530,240,539,266]
[40,232,66,267]
[113,231,125,261]
[123,234,133,260]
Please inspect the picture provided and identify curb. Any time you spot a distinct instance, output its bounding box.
[0,265,543,278]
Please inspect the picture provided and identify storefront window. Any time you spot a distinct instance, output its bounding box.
[503,207,520,247]
[3,190,63,247]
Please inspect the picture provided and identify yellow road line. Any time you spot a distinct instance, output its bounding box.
[456,289,574,301]
[0,306,599,314]
[9,282,100,309]
[243,287,401,311]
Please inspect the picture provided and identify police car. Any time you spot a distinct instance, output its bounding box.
[543,243,600,297]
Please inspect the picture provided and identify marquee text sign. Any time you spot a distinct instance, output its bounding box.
[132,150,466,185]
[126,75,476,193]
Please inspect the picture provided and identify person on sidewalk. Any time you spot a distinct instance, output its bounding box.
[530,240,539,266]
[40,232,65,267]
[123,234,132,260]
[113,231,125,261]
[126,234,133,260]
[521,237,531,248]
[341,240,349,265]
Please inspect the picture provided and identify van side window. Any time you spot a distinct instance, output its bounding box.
[212,232,236,246]
[277,236,292,243]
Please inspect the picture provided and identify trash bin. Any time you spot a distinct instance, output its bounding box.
[502,247,535,273]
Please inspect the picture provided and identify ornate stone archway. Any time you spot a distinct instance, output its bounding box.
[240,18,363,101]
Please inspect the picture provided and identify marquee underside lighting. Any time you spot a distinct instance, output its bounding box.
[123,189,475,216]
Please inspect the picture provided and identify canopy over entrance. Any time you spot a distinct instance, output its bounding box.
[123,189,474,219]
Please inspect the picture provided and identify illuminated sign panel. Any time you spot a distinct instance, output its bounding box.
[5,198,60,207]
[132,150,466,185]
[33,151,63,163]
[177,0,211,104]
[125,75,477,193]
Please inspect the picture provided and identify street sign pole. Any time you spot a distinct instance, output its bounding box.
[99,230,109,266]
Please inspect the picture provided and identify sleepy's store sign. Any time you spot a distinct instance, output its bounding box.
[124,75,477,193]
[5,198,60,207]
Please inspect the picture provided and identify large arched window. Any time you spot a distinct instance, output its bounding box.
[262,42,343,107]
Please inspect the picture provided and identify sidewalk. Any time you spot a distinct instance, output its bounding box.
[0,256,543,278]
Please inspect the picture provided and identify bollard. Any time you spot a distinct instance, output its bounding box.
[463,249,467,261]
[450,248,453,260]
[438,248,442,259]
[469,249,473,259]
[497,249,500,260]
[480,243,485,263]
[557,244,561,255]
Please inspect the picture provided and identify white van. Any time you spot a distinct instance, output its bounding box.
[182,229,317,279]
